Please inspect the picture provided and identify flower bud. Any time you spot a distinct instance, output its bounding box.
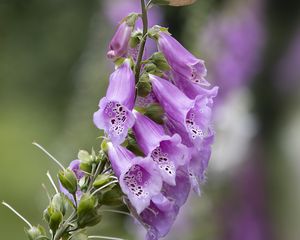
[58,169,78,194]
[51,193,68,216]
[25,225,47,240]
[107,13,138,60]
[100,185,123,206]
[137,76,152,98]
[130,30,142,49]
[78,150,90,162]
[49,210,63,233]
[77,194,101,228]
[149,52,171,71]
[144,103,165,125]
[92,174,111,188]
[124,132,145,157]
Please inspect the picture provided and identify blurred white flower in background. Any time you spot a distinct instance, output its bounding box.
[210,88,257,174]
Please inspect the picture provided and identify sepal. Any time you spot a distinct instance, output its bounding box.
[58,169,78,194]
[99,185,123,206]
[25,225,48,240]
[77,194,102,228]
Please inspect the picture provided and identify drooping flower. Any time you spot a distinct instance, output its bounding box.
[188,139,213,194]
[93,60,135,145]
[132,110,190,185]
[149,74,216,149]
[157,31,209,86]
[139,194,179,240]
[59,160,84,203]
[107,143,162,214]
[138,168,191,240]
[104,0,163,60]
[172,72,219,100]
[107,21,133,60]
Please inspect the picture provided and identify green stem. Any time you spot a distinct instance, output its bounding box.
[134,0,149,84]
[53,211,77,240]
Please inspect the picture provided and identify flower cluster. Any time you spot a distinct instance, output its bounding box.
[92,8,218,240]
[2,1,218,240]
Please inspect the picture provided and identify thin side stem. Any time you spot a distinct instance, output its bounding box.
[2,202,32,228]
[53,211,77,240]
[46,171,59,194]
[134,0,149,83]
[100,209,132,218]
[88,236,126,240]
[91,180,118,197]
[33,142,66,171]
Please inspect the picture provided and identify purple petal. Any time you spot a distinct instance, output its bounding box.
[106,60,135,109]
[93,61,135,144]
[162,167,191,207]
[158,32,209,86]
[133,111,190,185]
[140,194,180,240]
[93,98,135,145]
[107,22,132,60]
[173,73,219,100]
[150,74,217,149]
[108,144,163,214]
[59,160,84,204]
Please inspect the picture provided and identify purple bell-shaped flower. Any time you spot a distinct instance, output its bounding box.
[93,60,135,145]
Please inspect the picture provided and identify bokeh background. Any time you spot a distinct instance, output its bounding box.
[1,0,300,239]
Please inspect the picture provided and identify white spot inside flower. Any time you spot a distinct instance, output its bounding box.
[151,147,175,176]
[105,101,129,136]
[123,165,150,198]
[186,112,205,140]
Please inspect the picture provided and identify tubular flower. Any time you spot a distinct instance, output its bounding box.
[59,160,84,203]
[149,74,216,149]
[140,194,179,240]
[93,60,135,145]
[132,110,190,186]
[107,143,162,214]
[107,21,133,60]
[172,73,219,100]
[157,31,209,86]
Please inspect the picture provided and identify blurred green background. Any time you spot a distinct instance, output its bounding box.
[1,0,300,239]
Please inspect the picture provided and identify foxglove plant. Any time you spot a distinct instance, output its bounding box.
[2,1,218,240]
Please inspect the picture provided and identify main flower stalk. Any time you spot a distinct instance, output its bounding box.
[135,0,149,83]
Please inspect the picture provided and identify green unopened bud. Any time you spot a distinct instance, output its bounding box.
[144,104,165,124]
[77,194,101,227]
[49,210,63,233]
[51,193,68,215]
[25,225,47,240]
[78,150,90,162]
[143,63,157,73]
[125,13,139,27]
[130,30,142,48]
[148,25,168,40]
[137,75,152,97]
[93,174,111,188]
[100,185,123,206]
[101,139,108,153]
[125,135,145,157]
[58,169,77,194]
[152,0,196,6]
[149,52,171,71]
[79,161,92,173]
